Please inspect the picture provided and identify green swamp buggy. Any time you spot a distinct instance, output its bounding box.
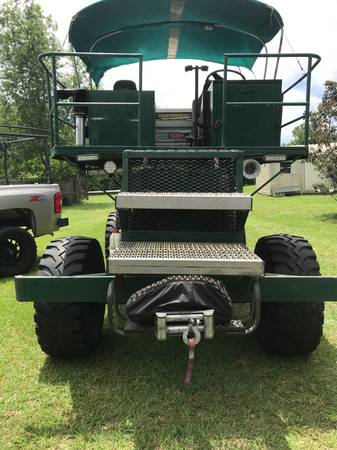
[15,0,337,379]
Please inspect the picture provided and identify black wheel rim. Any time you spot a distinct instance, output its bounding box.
[0,238,21,267]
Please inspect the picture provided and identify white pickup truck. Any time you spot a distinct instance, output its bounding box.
[0,184,68,277]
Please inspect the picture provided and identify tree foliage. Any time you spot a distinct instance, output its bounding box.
[289,82,337,190]
[289,123,305,146]
[0,0,57,124]
[310,81,337,189]
[0,0,73,182]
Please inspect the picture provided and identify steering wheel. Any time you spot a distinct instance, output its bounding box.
[202,69,246,94]
[208,69,246,81]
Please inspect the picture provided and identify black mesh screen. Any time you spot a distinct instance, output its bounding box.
[120,210,248,233]
[127,158,236,192]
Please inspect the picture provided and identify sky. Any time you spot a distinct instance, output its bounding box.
[4,0,337,141]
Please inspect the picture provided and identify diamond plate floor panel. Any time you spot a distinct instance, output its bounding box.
[108,241,264,276]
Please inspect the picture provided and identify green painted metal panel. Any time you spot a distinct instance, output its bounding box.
[51,146,308,162]
[211,80,283,147]
[122,149,243,159]
[15,274,337,304]
[68,0,283,84]
[240,146,308,160]
[235,158,244,193]
[87,90,155,146]
[122,152,129,191]
[15,275,113,303]
[260,276,337,302]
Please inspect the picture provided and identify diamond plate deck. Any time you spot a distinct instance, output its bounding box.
[108,241,264,276]
[116,192,252,210]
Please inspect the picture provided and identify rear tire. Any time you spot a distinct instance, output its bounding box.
[0,226,37,277]
[255,234,324,356]
[105,212,118,259]
[34,237,106,357]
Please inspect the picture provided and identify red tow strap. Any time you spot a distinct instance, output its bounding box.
[183,337,196,386]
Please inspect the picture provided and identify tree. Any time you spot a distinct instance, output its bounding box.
[289,123,305,146]
[310,81,337,189]
[0,0,74,182]
[288,82,337,190]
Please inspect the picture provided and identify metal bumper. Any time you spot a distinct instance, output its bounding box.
[15,273,337,304]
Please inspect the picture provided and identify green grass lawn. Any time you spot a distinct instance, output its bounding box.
[1,193,337,450]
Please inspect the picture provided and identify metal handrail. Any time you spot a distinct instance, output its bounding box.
[40,50,320,153]
[39,51,144,147]
[225,102,307,106]
[0,125,49,134]
[57,102,140,107]
[222,53,321,148]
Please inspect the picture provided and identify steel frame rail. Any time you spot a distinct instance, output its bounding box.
[15,273,337,304]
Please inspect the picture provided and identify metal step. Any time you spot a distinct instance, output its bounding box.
[116,192,252,211]
[108,241,264,276]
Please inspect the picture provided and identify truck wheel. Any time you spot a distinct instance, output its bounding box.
[34,237,106,357]
[255,234,324,356]
[105,212,118,258]
[0,226,37,277]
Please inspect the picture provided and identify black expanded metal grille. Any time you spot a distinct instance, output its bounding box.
[127,158,236,192]
[120,210,248,233]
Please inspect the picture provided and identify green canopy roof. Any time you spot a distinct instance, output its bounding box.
[69,0,283,84]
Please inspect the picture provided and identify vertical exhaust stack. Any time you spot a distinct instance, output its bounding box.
[75,113,86,146]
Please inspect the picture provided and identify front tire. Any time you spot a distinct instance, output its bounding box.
[0,226,37,277]
[255,234,324,356]
[34,237,106,357]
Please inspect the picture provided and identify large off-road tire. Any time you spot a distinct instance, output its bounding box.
[105,212,118,259]
[0,226,37,277]
[255,234,324,356]
[34,237,106,357]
